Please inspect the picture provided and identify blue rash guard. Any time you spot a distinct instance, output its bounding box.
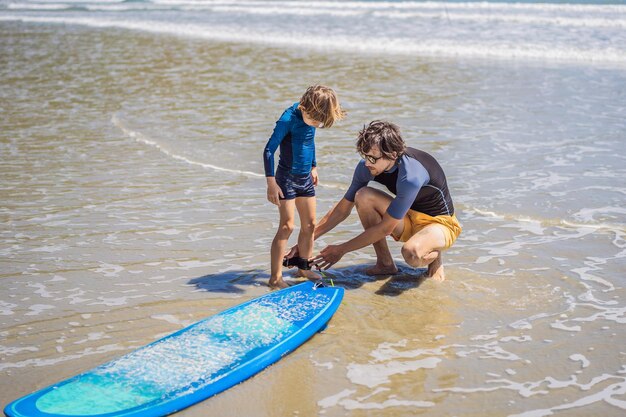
[344,147,455,219]
[263,103,316,177]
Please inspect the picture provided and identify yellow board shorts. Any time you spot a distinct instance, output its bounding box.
[392,210,462,249]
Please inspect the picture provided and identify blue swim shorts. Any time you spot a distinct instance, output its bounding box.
[275,169,315,200]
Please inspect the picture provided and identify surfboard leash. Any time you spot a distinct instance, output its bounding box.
[283,255,335,288]
[315,265,334,288]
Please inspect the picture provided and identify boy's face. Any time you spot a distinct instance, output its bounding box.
[361,145,397,175]
[302,111,324,128]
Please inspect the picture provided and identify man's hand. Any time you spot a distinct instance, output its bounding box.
[266,177,284,206]
[312,244,345,270]
[283,245,299,268]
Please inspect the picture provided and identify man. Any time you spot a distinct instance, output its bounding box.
[304,120,461,281]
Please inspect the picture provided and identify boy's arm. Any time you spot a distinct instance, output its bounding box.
[263,120,289,177]
[266,176,284,206]
[263,114,292,206]
[311,166,318,186]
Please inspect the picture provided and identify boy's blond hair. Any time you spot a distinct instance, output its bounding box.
[298,85,346,128]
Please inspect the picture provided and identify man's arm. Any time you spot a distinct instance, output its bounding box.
[339,212,399,253]
[284,197,354,262]
[313,212,401,270]
[313,197,355,240]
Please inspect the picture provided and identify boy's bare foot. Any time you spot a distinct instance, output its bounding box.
[365,263,398,276]
[294,269,321,280]
[425,255,445,282]
[269,278,290,289]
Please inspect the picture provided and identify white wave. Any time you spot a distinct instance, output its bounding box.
[151,314,192,327]
[111,115,263,178]
[93,262,125,278]
[373,9,626,29]
[337,397,435,410]
[572,206,626,224]
[7,3,73,10]
[6,2,177,10]
[11,0,126,3]
[1,14,623,66]
[318,389,357,409]
[569,353,590,368]
[24,304,55,316]
[174,2,626,29]
[0,343,129,371]
[0,344,38,356]
[346,357,441,388]
[203,4,364,17]
[509,375,626,417]
[467,207,626,235]
[7,1,625,29]
[550,320,582,332]
[152,1,626,14]
[111,115,347,189]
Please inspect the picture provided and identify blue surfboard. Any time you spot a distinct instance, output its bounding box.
[4,281,343,417]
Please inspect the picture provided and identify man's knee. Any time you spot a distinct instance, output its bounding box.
[355,187,387,215]
[354,186,375,207]
[401,244,421,267]
[401,243,437,268]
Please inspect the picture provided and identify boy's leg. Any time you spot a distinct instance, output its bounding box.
[400,224,448,281]
[293,196,320,280]
[354,187,400,275]
[270,199,296,288]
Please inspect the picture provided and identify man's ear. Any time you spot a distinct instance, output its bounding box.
[391,151,398,160]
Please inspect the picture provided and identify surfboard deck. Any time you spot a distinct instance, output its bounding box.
[4,281,343,417]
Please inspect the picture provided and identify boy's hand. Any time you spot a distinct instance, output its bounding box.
[311,166,319,186]
[266,177,284,206]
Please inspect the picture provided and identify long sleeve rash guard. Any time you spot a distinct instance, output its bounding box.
[263,103,316,177]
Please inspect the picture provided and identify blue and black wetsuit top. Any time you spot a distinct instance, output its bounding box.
[263,103,316,177]
[344,147,455,219]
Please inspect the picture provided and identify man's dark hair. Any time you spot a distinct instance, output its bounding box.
[356,120,406,159]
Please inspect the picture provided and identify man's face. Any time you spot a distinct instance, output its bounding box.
[360,145,396,175]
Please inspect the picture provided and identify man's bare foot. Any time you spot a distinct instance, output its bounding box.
[293,269,321,280]
[365,263,398,276]
[425,255,445,282]
[269,278,290,289]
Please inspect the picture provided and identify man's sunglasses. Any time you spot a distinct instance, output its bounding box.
[360,153,384,164]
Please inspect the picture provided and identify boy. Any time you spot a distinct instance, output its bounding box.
[263,85,345,288]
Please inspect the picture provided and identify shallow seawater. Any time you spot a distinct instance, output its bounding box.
[1,10,625,417]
